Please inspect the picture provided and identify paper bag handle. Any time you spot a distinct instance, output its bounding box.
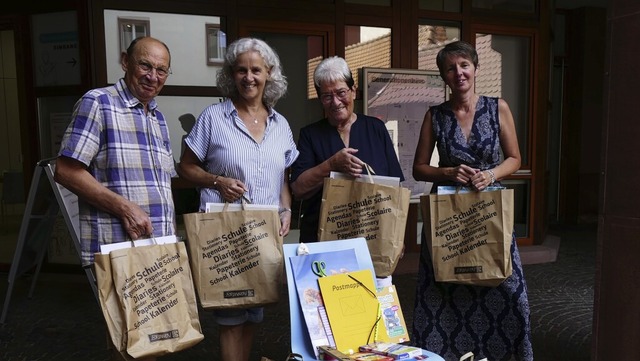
[363,162,376,184]
[133,236,158,247]
[221,195,251,212]
[459,352,474,361]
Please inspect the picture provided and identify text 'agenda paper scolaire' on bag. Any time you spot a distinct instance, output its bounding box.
[421,188,514,287]
[318,173,410,277]
[95,238,204,359]
[182,206,284,309]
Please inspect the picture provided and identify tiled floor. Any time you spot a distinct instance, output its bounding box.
[0,223,595,361]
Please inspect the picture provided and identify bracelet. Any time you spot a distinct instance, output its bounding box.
[486,169,496,184]
[212,175,220,188]
[279,207,292,214]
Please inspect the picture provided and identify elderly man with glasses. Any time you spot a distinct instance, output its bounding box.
[55,36,176,280]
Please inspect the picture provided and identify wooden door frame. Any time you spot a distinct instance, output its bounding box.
[468,24,545,246]
[238,20,335,57]
[0,16,36,185]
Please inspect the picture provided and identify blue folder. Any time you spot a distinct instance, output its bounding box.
[283,238,444,361]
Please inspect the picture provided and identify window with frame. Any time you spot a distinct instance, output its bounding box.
[344,25,391,92]
[472,0,536,14]
[419,0,461,12]
[206,24,226,65]
[118,17,150,53]
[474,32,533,238]
[417,22,461,72]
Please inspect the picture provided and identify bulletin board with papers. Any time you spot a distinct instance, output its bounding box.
[362,68,447,197]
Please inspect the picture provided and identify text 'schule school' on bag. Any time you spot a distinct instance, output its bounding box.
[182,202,284,309]
[317,169,410,277]
[421,187,514,287]
[94,237,204,359]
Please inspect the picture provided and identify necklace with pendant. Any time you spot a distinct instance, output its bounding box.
[238,106,263,125]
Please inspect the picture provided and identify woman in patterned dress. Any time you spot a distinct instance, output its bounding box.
[411,40,533,361]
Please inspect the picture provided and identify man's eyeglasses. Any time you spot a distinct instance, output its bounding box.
[136,61,172,79]
[320,88,351,104]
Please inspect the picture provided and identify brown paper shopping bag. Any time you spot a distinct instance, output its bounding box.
[317,175,410,277]
[97,240,204,359]
[95,253,127,354]
[183,205,284,309]
[421,188,514,287]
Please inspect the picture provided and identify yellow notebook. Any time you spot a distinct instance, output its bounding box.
[317,269,385,354]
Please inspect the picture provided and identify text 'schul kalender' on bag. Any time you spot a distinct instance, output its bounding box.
[318,171,410,277]
[183,203,284,309]
[94,236,204,359]
[421,188,514,287]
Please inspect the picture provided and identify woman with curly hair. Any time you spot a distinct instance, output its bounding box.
[178,37,299,361]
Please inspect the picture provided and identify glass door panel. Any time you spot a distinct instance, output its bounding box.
[417,22,461,72]
[475,33,531,168]
[474,32,534,244]
[344,25,391,100]
[503,179,531,238]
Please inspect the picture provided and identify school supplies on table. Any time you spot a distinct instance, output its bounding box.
[359,342,423,360]
[290,248,361,358]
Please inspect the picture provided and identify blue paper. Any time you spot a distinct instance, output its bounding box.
[284,238,376,360]
[283,238,446,361]
[289,249,361,358]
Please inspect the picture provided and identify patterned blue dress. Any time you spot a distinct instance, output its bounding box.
[411,96,534,361]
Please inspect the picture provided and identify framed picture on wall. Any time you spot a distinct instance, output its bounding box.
[118,17,150,53]
[362,67,447,196]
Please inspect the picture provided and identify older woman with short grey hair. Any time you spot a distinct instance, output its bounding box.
[290,55,404,249]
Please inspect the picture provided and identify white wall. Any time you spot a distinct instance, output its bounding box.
[103,10,226,162]
[104,10,221,87]
[156,95,223,163]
